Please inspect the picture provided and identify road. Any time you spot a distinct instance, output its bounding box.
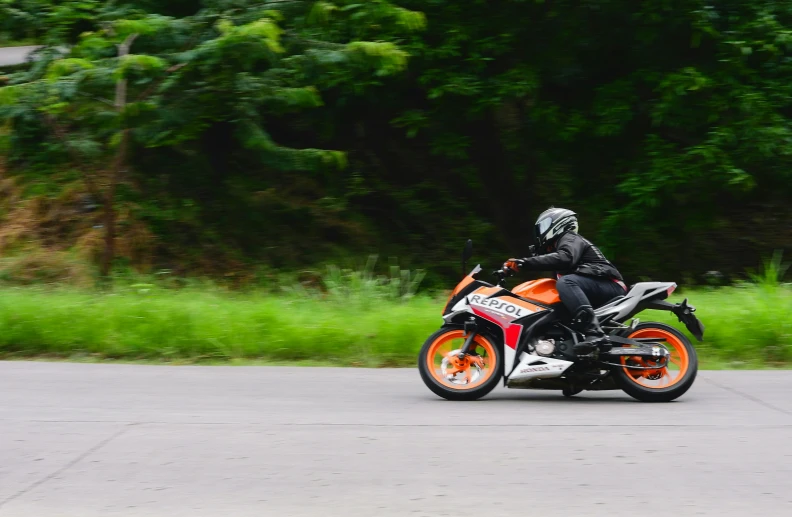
[1,362,791,517]
[0,46,41,67]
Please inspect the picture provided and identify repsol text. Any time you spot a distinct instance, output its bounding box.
[469,295,532,318]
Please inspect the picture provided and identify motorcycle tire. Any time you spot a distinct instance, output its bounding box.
[612,322,698,402]
[418,326,503,401]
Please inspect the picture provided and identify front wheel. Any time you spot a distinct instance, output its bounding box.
[418,327,503,401]
[612,322,698,402]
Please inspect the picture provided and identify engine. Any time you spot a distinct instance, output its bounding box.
[535,339,556,357]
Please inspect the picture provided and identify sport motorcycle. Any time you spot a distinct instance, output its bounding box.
[418,241,705,402]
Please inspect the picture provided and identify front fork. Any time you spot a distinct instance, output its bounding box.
[458,317,478,356]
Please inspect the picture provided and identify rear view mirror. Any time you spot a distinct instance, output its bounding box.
[462,239,473,277]
[462,239,473,263]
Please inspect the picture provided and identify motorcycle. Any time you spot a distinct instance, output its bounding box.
[418,240,705,402]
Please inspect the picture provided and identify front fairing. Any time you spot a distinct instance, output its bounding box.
[463,264,483,281]
[442,277,556,378]
[442,265,489,316]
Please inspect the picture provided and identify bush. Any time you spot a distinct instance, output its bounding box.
[0,287,440,365]
[0,282,789,367]
[0,249,93,286]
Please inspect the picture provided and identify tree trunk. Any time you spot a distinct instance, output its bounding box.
[100,34,137,281]
[100,129,130,279]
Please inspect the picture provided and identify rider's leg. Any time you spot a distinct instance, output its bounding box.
[556,275,624,353]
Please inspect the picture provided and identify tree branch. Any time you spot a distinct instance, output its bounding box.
[135,63,187,102]
[115,34,138,109]
[75,91,115,107]
[283,30,346,50]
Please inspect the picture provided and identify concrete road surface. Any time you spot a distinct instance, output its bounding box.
[0,46,41,67]
[1,362,791,517]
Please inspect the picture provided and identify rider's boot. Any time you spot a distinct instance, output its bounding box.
[571,306,609,356]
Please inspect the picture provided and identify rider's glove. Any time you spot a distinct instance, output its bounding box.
[504,258,525,272]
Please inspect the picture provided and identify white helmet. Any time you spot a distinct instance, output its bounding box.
[534,207,579,248]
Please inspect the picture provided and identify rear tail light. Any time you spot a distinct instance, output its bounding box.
[667,284,677,296]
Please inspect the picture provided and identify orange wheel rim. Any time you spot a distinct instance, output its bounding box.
[425,330,497,391]
[621,328,690,389]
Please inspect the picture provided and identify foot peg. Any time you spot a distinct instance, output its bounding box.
[574,335,609,357]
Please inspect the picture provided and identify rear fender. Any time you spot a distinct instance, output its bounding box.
[643,299,706,342]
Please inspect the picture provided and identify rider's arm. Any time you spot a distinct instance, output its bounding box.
[510,234,585,271]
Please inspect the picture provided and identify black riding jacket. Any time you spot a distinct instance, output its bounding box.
[522,232,624,282]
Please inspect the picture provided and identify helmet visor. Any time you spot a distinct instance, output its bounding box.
[537,217,552,236]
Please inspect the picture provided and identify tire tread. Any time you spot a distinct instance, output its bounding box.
[613,322,698,402]
[418,326,503,401]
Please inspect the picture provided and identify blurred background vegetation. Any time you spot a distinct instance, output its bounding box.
[1,0,791,290]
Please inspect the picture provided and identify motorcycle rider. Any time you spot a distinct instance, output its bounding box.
[504,207,627,355]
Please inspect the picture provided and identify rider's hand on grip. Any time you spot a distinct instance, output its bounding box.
[504,259,524,272]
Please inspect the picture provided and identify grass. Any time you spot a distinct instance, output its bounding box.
[0,250,789,368]
[0,282,790,368]
[0,38,38,47]
[0,283,441,367]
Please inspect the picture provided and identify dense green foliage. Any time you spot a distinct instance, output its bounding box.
[2,1,792,286]
[0,284,789,367]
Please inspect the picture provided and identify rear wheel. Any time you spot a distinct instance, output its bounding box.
[418,327,502,401]
[612,322,698,402]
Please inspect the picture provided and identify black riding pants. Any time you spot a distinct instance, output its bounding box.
[556,274,626,317]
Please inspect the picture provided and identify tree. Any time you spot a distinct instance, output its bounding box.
[3,0,792,285]
[334,0,792,280]
[0,0,424,281]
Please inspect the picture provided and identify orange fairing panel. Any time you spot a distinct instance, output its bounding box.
[443,274,477,314]
[512,278,560,305]
[472,286,502,298]
[452,275,475,297]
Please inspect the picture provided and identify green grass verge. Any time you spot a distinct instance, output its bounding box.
[0,39,38,47]
[0,287,439,367]
[0,285,789,368]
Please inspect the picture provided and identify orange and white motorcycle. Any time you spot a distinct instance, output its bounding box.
[418,241,705,402]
